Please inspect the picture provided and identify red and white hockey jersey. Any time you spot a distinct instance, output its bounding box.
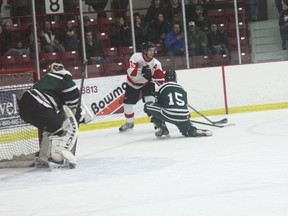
[126,53,165,89]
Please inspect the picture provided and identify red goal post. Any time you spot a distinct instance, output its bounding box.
[0,68,40,168]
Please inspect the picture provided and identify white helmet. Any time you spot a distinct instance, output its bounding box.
[47,62,64,73]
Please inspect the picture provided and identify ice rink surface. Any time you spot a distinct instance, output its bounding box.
[1,109,288,216]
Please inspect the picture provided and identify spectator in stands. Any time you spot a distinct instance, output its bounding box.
[187,21,210,56]
[18,24,37,56]
[279,8,288,50]
[145,0,167,24]
[85,31,105,65]
[39,20,65,53]
[10,0,31,24]
[185,0,206,22]
[275,0,288,13]
[248,0,259,22]
[112,0,129,18]
[0,21,30,56]
[110,16,132,47]
[190,5,211,32]
[63,20,79,51]
[81,16,97,39]
[207,24,229,55]
[172,11,184,29]
[134,13,150,46]
[164,22,185,56]
[85,0,108,18]
[149,12,171,44]
[166,0,182,24]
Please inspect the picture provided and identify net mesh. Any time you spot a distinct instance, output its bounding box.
[0,70,39,167]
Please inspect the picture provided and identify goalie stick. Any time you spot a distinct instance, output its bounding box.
[70,60,88,159]
[188,104,228,125]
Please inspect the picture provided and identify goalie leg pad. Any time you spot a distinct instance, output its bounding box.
[50,135,76,165]
[38,131,52,164]
[38,105,79,166]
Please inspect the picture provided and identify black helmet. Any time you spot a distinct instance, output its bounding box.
[142,41,157,53]
[165,69,177,82]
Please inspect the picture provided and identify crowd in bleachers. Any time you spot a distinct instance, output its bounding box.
[0,0,258,77]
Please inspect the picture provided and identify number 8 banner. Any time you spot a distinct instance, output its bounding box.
[45,0,64,14]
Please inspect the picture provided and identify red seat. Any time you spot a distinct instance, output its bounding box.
[96,32,111,47]
[14,55,34,68]
[208,8,225,17]
[117,46,134,56]
[208,9,226,24]
[217,23,227,33]
[190,55,211,68]
[173,56,187,69]
[59,51,79,66]
[228,20,247,29]
[230,51,251,65]
[156,43,165,56]
[66,66,83,79]
[158,57,174,71]
[97,17,114,33]
[0,55,16,69]
[103,47,118,57]
[40,52,59,64]
[228,36,249,50]
[104,61,126,76]
[87,64,105,77]
[117,46,134,63]
[211,54,231,66]
[226,7,247,23]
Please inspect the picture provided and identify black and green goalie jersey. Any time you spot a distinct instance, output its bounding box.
[156,81,190,122]
[28,69,80,112]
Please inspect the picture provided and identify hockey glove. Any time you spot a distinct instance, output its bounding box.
[142,65,152,81]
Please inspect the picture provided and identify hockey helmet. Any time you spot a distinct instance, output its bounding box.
[165,69,177,82]
[47,62,64,73]
[142,41,157,53]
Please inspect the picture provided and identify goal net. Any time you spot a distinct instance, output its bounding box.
[0,69,39,168]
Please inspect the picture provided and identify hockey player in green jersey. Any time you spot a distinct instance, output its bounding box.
[144,69,212,137]
[18,62,93,169]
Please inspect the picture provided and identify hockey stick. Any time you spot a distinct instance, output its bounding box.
[188,104,228,125]
[191,120,235,128]
[71,60,88,157]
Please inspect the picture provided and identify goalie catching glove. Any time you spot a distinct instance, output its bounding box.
[142,65,152,81]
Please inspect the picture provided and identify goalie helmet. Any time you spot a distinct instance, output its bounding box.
[47,62,64,73]
[165,69,177,82]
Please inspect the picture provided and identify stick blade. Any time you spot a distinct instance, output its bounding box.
[214,118,228,124]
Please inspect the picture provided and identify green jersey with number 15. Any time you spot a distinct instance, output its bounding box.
[156,81,190,122]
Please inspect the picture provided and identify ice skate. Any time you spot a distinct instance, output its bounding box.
[195,129,213,137]
[119,122,134,132]
[155,123,169,137]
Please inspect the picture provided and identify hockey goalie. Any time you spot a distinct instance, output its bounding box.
[17,62,93,169]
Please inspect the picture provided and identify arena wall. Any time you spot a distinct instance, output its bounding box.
[75,61,288,131]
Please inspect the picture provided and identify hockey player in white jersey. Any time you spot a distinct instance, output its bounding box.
[119,42,165,132]
[18,62,93,169]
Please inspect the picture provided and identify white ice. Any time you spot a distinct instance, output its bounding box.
[1,109,288,216]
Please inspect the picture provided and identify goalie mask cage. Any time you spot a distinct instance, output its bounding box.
[0,68,39,168]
